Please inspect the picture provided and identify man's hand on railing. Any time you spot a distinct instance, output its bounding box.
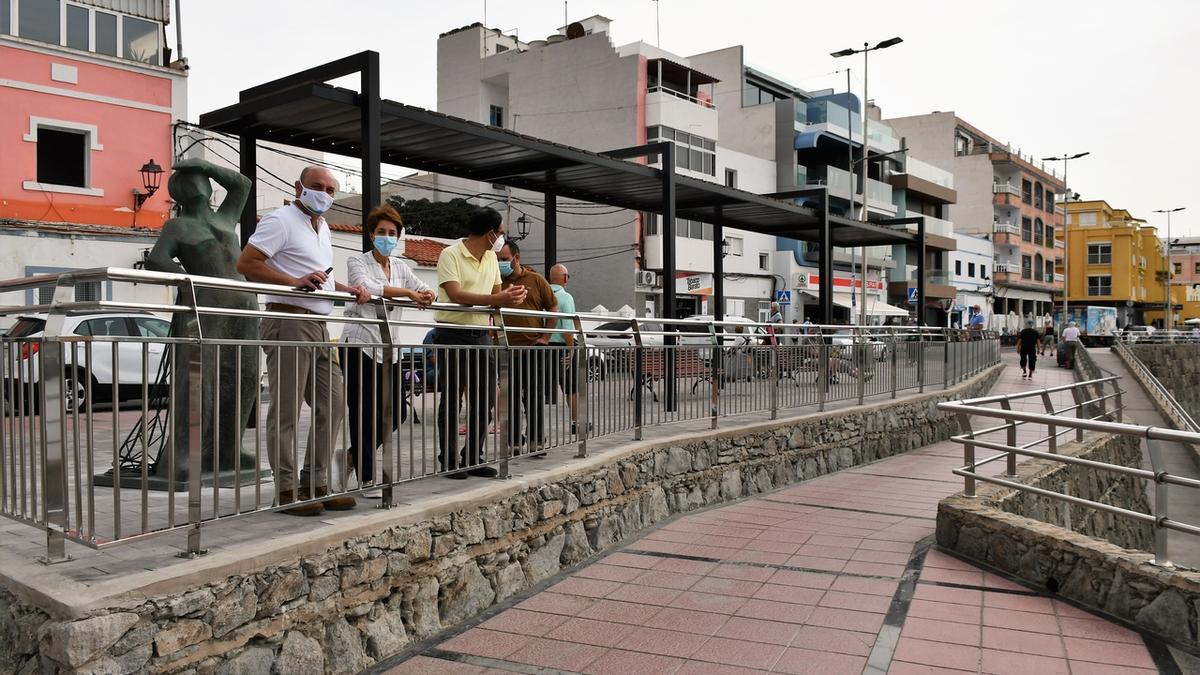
[293,269,329,292]
[495,285,527,308]
[407,289,435,308]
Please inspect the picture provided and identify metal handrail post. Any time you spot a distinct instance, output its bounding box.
[890,328,897,398]
[1070,387,1085,442]
[943,332,950,390]
[818,332,828,412]
[572,316,588,458]
[769,338,779,420]
[856,328,865,406]
[918,332,926,393]
[708,322,720,429]
[37,278,74,563]
[1041,391,1058,454]
[1112,379,1124,423]
[494,313,511,479]
[957,413,977,497]
[999,399,1018,476]
[376,299,395,507]
[178,279,206,557]
[1148,443,1172,567]
[632,319,644,441]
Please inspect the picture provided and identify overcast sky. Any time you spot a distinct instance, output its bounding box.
[182,0,1199,237]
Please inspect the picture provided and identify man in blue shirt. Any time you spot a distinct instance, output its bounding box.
[548,264,584,436]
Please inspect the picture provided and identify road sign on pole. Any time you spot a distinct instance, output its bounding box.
[776,290,792,305]
[907,287,918,305]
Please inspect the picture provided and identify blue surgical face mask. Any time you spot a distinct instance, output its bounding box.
[498,260,514,277]
[373,235,398,256]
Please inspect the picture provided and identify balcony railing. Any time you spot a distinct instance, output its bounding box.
[993,222,1020,236]
[1054,273,1066,282]
[0,267,1001,562]
[995,262,1021,274]
[903,157,955,190]
[647,85,716,109]
[1055,239,1065,249]
[993,183,1021,197]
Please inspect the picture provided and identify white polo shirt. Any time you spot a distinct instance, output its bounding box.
[247,204,335,315]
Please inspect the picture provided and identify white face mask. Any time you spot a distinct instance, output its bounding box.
[490,233,506,253]
[297,186,334,215]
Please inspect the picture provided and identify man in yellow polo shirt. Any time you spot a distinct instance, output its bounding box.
[433,207,526,479]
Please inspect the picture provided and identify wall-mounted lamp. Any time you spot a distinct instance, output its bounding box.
[721,238,731,258]
[511,214,531,241]
[132,159,164,211]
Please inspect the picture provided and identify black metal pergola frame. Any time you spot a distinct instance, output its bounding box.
[198,51,926,331]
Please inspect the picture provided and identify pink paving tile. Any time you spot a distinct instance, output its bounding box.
[806,606,886,633]
[886,662,975,675]
[912,583,983,606]
[805,534,864,548]
[544,617,636,648]
[892,637,981,672]
[583,598,663,625]
[980,626,1064,658]
[981,591,1055,614]
[843,561,907,577]
[918,566,985,585]
[857,538,916,553]
[670,591,749,615]
[796,544,858,559]
[479,608,567,637]
[653,557,719,576]
[725,549,792,565]
[754,528,812,544]
[632,569,704,590]
[751,583,824,606]
[904,599,981,626]
[679,544,742,559]
[690,576,763,598]
[979,648,1069,675]
[689,636,785,670]
[851,548,911,565]
[1056,615,1143,643]
[768,568,837,589]
[733,598,816,624]
[644,607,731,635]
[615,625,711,658]
[516,591,597,617]
[1063,664,1157,675]
[818,590,893,613]
[574,563,646,583]
[773,647,868,675]
[605,583,682,607]
[674,661,768,675]
[505,636,608,671]
[551,577,624,598]
[981,607,1060,633]
[981,573,1030,592]
[626,539,687,554]
[583,649,684,675]
[784,555,847,573]
[900,616,981,646]
[922,549,983,571]
[714,616,801,646]
[1062,636,1157,668]
[600,551,660,569]
[1049,600,1098,620]
[383,655,486,674]
[439,628,531,660]
[709,563,776,582]
[830,575,899,597]
[742,539,802,554]
[790,625,876,656]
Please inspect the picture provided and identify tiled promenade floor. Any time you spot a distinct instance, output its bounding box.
[380,352,1173,674]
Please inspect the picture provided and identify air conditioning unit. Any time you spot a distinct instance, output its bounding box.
[635,270,659,287]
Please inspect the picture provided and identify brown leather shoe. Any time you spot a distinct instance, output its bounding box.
[314,486,356,511]
[277,489,324,517]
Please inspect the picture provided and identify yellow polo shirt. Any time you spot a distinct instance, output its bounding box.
[435,239,501,326]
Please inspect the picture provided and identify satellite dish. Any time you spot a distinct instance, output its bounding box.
[566,22,586,39]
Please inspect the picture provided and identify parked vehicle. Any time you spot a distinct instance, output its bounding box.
[1081,306,1118,347]
[829,330,888,361]
[1119,325,1156,344]
[3,312,172,412]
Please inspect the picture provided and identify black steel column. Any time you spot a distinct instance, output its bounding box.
[917,216,927,326]
[661,143,677,411]
[238,132,257,249]
[713,208,724,322]
[818,189,833,325]
[359,51,381,252]
[544,193,557,276]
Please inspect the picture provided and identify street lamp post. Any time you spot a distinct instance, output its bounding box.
[833,37,902,327]
[1041,152,1090,328]
[1154,207,1186,332]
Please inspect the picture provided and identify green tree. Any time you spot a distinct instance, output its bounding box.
[387,196,476,239]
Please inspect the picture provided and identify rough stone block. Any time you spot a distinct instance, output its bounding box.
[40,612,139,668]
[216,646,274,675]
[153,619,211,657]
[275,630,322,674]
[523,533,566,585]
[439,562,495,626]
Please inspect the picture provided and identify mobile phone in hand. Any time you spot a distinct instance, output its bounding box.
[295,267,334,292]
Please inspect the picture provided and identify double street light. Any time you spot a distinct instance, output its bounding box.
[1154,207,1186,331]
[832,37,902,326]
[1041,151,1090,327]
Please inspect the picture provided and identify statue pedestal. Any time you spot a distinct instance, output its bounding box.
[93,467,273,492]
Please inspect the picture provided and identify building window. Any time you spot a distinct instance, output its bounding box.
[1021,255,1032,279]
[18,0,59,43]
[95,10,117,55]
[1087,243,1112,265]
[1033,254,1044,281]
[981,264,988,279]
[1078,212,1097,226]
[488,105,504,128]
[121,15,158,64]
[758,252,769,271]
[1195,262,1200,275]
[36,128,87,187]
[1045,224,1054,246]
[968,262,976,278]
[1034,218,1044,246]
[65,3,87,50]
[1174,262,1183,275]
[955,260,962,275]
[1087,275,1112,296]
[726,236,744,256]
[1045,190,1056,214]
[1021,217,1032,242]
[725,168,737,188]
[0,0,10,34]
[647,125,716,176]
[1046,260,1054,280]
[726,298,745,317]
[1021,179,1032,204]
[1034,182,1043,210]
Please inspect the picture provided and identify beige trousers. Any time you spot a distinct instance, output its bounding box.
[261,317,344,494]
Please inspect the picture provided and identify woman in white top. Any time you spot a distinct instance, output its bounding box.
[341,205,434,487]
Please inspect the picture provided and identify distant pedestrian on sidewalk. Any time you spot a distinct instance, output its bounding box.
[1038,321,1056,356]
[1018,320,1040,379]
[548,264,586,436]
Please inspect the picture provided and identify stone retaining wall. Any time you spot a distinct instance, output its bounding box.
[1,366,1001,675]
[1128,344,1200,426]
[938,434,1200,649]
[1116,344,1200,471]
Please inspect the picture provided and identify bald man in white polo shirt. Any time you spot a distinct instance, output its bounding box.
[237,165,369,516]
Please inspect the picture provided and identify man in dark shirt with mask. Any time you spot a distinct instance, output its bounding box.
[497,240,557,457]
[1017,320,1041,379]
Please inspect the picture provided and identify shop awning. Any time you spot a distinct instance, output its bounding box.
[799,292,908,317]
[994,287,1052,302]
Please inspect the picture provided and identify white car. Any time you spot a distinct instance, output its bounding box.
[1120,325,1155,344]
[830,330,888,361]
[3,312,171,412]
[677,315,768,348]
[584,320,667,348]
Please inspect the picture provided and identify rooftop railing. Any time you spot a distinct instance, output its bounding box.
[0,268,1000,562]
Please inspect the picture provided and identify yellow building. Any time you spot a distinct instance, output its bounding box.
[1060,200,1182,327]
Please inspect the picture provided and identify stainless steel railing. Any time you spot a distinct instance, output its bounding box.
[0,267,1001,562]
[939,377,1200,567]
[1115,329,1200,344]
[1113,340,1199,434]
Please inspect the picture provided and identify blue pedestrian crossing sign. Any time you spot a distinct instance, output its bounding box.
[907,287,918,304]
[776,290,792,305]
